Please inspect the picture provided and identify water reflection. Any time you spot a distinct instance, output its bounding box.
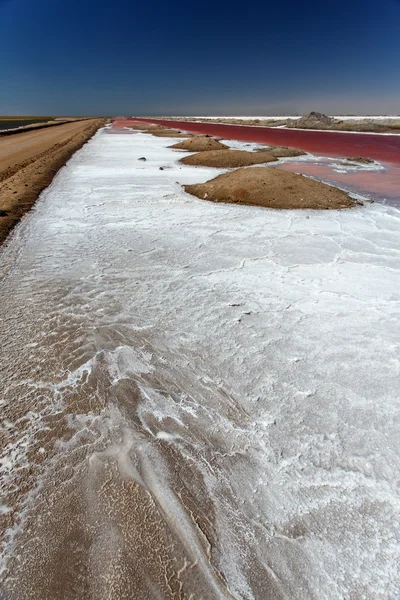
[276,158,400,206]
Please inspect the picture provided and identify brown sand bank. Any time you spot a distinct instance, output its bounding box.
[127,124,191,138]
[126,123,156,130]
[346,157,375,164]
[170,136,229,152]
[256,145,306,158]
[185,167,354,209]
[0,119,106,245]
[180,149,277,168]
[149,129,191,138]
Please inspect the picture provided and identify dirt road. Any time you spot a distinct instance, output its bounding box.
[0,119,106,244]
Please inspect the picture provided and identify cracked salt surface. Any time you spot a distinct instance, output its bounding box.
[0,129,399,599]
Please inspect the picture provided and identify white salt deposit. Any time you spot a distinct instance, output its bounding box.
[0,128,399,599]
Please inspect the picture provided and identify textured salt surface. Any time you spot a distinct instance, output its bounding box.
[0,129,399,599]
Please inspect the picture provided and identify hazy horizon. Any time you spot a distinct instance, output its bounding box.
[1,110,400,118]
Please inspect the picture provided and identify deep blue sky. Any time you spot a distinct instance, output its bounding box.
[1,0,399,116]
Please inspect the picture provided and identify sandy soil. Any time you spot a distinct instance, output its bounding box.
[126,124,191,138]
[149,129,191,138]
[346,156,375,164]
[0,117,91,136]
[0,119,106,245]
[169,136,229,151]
[185,166,354,209]
[180,149,277,168]
[256,145,306,158]
[291,112,400,133]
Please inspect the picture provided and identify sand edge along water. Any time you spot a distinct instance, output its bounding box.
[185,166,355,210]
[180,149,278,168]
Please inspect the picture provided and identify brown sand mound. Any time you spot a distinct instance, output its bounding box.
[169,136,229,152]
[335,121,386,133]
[346,156,374,164]
[184,167,354,210]
[256,145,306,158]
[294,111,334,129]
[127,125,191,138]
[149,129,191,138]
[128,123,192,138]
[126,123,157,130]
[180,150,277,168]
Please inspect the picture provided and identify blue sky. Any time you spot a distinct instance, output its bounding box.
[1,0,399,116]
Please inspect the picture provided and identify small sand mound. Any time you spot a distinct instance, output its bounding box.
[184,167,354,210]
[336,122,385,132]
[127,125,190,137]
[169,136,229,152]
[149,129,191,138]
[180,150,277,168]
[127,124,154,130]
[294,111,334,129]
[256,145,306,158]
[346,156,374,164]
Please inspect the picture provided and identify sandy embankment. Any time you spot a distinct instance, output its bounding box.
[0,117,90,136]
[126,123,191,138]
[179,149,278,168]
[256,145,306,158]
[185,166,354,209]
[169,137,229,151]
[0,119,107,245]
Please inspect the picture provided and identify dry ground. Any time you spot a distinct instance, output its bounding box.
[185,166,355,209]
[127,124,191,138]
[180,149,277,168]
[346,157,375,164]
[255,145,306,158]
[169,136,229,151]
[0,119,106,245]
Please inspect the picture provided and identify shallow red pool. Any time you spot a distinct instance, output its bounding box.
[113,118,400,205]
[129,118,400,165]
